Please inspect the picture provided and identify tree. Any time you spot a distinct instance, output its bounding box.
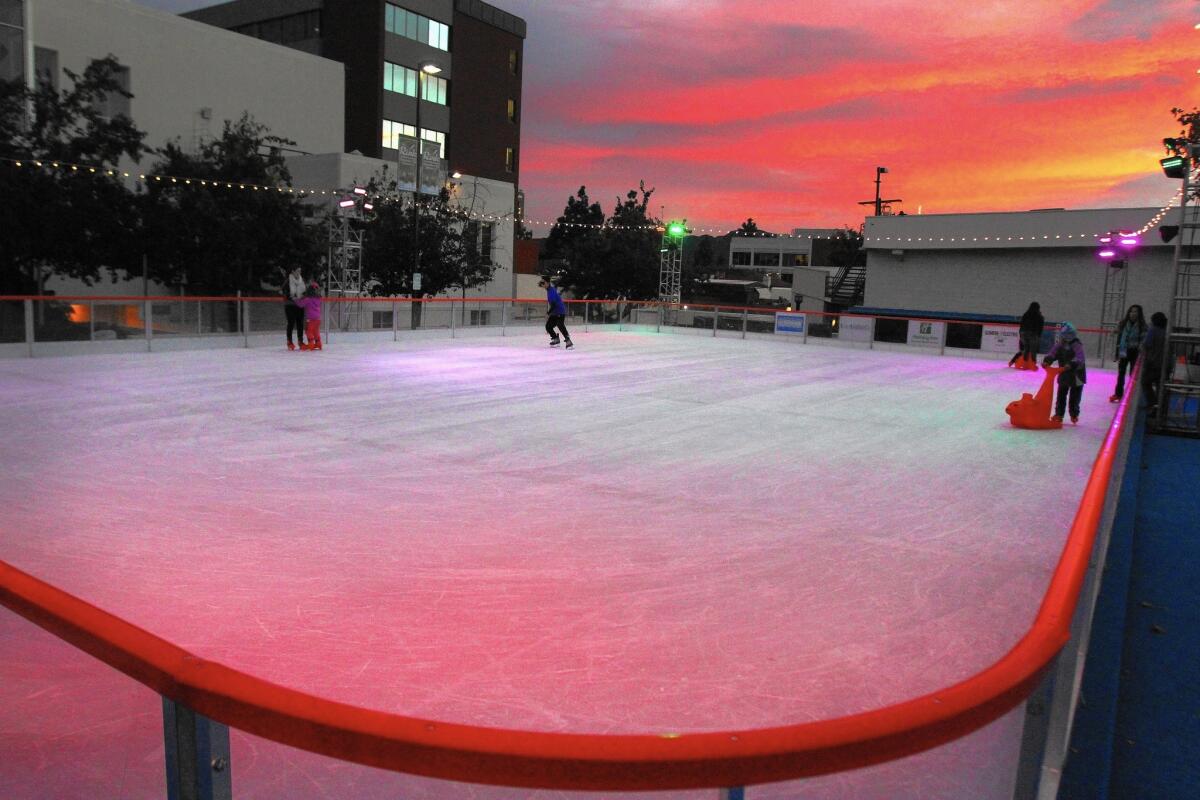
[0,56,146,294]
[733,218,762,237]
[140,114,321,295]
[359,168,497,326]
[546,183,661,300]
[816,226,866,269]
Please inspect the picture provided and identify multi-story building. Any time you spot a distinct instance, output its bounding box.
[181,0,525,186]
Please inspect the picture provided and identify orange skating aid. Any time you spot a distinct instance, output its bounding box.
[1017,353,1039,371]
[1006,364,1064,429]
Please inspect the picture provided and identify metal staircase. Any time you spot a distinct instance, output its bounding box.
[826,263,866,308]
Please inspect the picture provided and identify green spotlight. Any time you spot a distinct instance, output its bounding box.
[666,221,686,238]
[1161,155,1187,179]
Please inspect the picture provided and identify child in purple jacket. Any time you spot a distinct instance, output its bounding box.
[297,283,323,351]
[1042,321,1086,424]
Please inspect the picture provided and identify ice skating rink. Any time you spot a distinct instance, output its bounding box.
[0,331,1117,798]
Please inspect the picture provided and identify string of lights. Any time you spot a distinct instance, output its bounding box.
[3,155,1193,242]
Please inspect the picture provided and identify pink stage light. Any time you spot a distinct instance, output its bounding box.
[338,199,356,208]
[1098,249,1117,259]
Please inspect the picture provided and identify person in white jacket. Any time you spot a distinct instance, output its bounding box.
[283,266,307,350]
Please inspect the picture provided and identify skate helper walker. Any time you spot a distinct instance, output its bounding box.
[296,282,323,351]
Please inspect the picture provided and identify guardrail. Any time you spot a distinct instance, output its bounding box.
[0,295,1110,366]
[0,296,1138,799]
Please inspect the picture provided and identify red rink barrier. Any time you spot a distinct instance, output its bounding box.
[0,316,1133,791]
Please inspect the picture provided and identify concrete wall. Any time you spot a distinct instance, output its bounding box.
[30,0,344,158]
[864,247,1175,331]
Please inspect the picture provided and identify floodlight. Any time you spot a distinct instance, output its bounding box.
[363,202,374,211]
[1098,249,1117,259]
[420,62,442,75]
[353,186,367,195]
[338,198,356,208]
[1161,155,1187,179]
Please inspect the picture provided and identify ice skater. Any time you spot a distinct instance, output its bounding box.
[1141,311,1168,412]
[296,282,323,350]
[1042,321,1086,424]
[1110,304,1146,402]
[539,277,573,349]
[283,266,307,350]
[1008,301,1044,368]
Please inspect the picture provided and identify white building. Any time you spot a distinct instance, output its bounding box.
[727,227,845,308]
[23,0,344,157]
[861,206,1179,354]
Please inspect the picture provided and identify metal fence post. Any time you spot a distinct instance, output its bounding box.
[392,300,399,342]
[742,307,748,339]
[450,301,456,339]
[939,321,947,356]
[239,293,249,348]
[712,305,718,337]
[162,697,232,800]
[89,300,95,341]
[24,298,34,358]
[197,300,202,336]
[657,304,663,333]
[585,301,590,332]
[145,299,153,352]
[618,301,624,332]
[868,317,875,349]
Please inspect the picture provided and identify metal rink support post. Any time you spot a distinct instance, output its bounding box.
[89,300,95,341]
[162,697,232,800]
[618,301,624,332]
[712,305,718,337]
[393,300,399,342]
[24,298,34,358]
[145,299,153,352]
[742,307,748,339]
[502,300,508,336]
[450,300,456,338]
[585,301,590,332]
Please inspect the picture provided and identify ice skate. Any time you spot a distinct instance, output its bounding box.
[564,339,574,349]
[549,337,560,347]
[1109,394,1120,403]
[1070,416,1078,425]
[288,341,296,351]
[1051,415,1063,424]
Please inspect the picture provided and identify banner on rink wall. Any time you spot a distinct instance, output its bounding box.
[840,316,873,342]
[981,325,1018,353]
[907,320,945,347]
[774,312,806,335]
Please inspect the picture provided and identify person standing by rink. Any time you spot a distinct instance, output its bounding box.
[1110,304,1147,402]
[283,266,307,350]
[1008,301,1044,367]
[1141,311,1168,412]
[1042,321,1087,424]
[296,282,323,351]
[539,277,573,349]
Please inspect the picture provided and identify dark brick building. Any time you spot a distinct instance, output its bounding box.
[182,0,524,185]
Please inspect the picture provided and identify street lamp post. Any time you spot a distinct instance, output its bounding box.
[412,62,442,307]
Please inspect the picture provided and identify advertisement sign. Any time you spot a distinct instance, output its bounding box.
[839,316,873,342]
[981,325,1018,353]
[774,312,806,335]
[907,320,945,348]
[394,135,418,193]
[418,139,444,195]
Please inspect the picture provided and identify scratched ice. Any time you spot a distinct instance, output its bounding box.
[0,332,1116,799]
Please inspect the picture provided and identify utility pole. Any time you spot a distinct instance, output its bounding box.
[858,166,902,216]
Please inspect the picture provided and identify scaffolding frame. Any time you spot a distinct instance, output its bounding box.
[325,196,366,332]
[1154,144,1200,435]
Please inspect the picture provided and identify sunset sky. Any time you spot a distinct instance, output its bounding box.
[142,0,1197,231]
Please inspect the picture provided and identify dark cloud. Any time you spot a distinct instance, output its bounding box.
[1000,74,1181,104]
[1071,0,1180,41]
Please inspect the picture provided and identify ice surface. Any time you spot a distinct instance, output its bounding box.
[0,331,1117,798]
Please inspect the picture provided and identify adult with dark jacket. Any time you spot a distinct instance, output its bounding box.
[1110,304,1147,402]
[1141,312,1168,410]
[1009,302,1044,367]
[282,266,307,351]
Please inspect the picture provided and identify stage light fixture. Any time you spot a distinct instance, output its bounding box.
[353,186,367,195]
[1161,155,1187,179]
[1160,225,1180,243]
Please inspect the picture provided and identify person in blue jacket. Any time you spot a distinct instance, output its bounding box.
[539,277,573,349]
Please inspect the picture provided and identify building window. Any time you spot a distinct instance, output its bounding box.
[372,310,394,329]
[507,98,516,123]
[731,251,752,266]
[384,62,417,96]
[383,120,445,157]
[786,253,809,266]
[385,4,449,51]
[505,147,515,173]
[470,309,491,326]
[422,74,448,105]
[753,251,780,267]
[34,46,57,91]
[92,60,131,119]
[508,48,518,75]
[480,222,494,265]
[382,118,416,150]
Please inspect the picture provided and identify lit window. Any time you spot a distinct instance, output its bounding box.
[422,74,448,105]
[505,147,515,173]
[507,98,516,123]
[421,129,446,158]
[508,49,519,75]
[385,4,449,52]
[382,119,416,150]
[384,62,418,96]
